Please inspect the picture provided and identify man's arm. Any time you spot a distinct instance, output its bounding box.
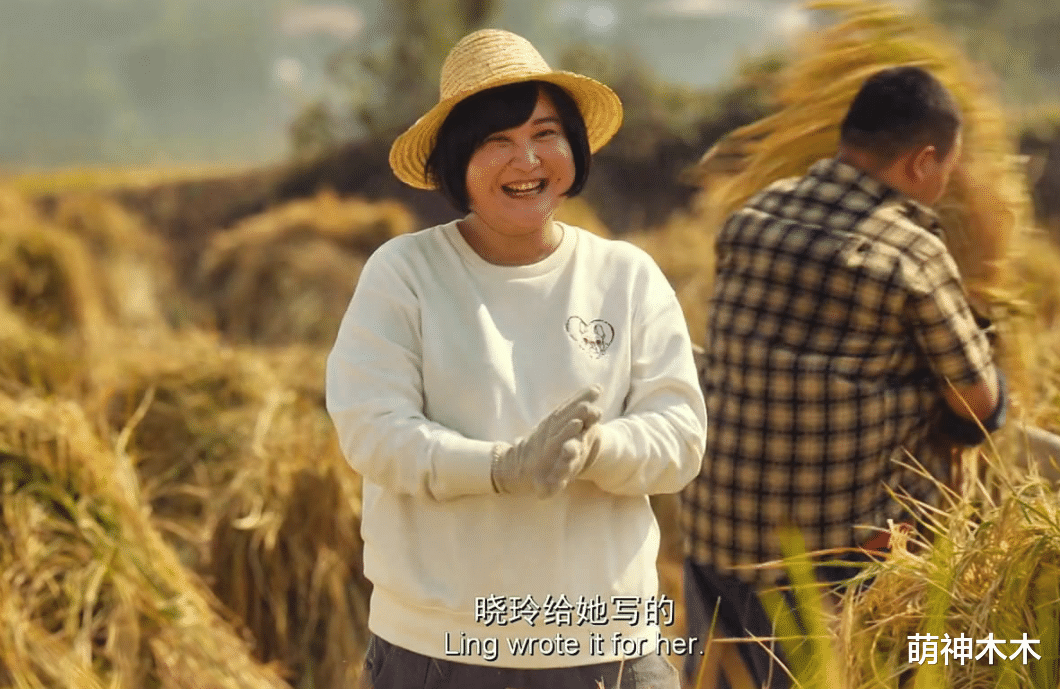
[906,248,1006,444]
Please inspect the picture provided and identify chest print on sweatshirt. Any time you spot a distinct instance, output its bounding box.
[565,316,615,359]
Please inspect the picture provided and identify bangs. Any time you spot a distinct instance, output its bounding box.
[446,82,542,154]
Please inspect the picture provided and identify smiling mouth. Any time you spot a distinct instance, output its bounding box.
[502,180,547,197]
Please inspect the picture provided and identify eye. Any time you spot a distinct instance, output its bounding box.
[535,128,559,138]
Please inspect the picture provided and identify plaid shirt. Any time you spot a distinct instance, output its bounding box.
[680,157,995,586]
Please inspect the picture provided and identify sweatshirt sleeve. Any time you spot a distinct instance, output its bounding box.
[325,240,497,501]
[579,261,708,495]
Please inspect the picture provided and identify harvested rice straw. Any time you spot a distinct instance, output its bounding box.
[195,189,415,345]
[829,449,1060,689]
[209,381,371,689]
[0,187,108,340]
[0,303,84,397]
[87,329,280,572]
[49,193,185,330]
[0,394,293,689]
[627,212,717,346]
[555,196,612,239]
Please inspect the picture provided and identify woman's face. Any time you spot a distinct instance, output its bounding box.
[464,90,576,234]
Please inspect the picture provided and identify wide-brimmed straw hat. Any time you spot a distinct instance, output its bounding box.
[388,28,624,190]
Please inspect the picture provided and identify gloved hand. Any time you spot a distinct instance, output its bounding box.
[491,385,602,498]
[575,423,605,478]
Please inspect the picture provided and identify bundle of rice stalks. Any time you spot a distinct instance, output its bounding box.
[208,380,371,689]
[689,0,1033,313]
[48,193,194,330]
[258,341,329,408]
[733,446,1060,689]
[1001,229,1060,433]
[0,187,108,340]
[87,330,280,572]
[0,393,293,689]
[195,189,414,346]
[826,455,1060,689]
[0,303,85,398]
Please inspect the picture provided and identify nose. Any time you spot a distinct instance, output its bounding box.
[512,141,540,168]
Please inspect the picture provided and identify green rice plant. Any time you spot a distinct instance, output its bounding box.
[730,445,1060,689]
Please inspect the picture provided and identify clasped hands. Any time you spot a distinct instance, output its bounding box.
[491,385,605,498]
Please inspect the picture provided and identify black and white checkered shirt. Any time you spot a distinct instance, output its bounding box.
[680,157,995,586]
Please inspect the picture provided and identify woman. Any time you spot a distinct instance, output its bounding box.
[326,28,707,689]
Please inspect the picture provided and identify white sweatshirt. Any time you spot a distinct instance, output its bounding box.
[325,220,707,668]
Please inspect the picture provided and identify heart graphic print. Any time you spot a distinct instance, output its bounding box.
[566,316,615,358]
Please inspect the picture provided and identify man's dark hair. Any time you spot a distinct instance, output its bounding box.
[425,80,591,214]
[840,66,962,163]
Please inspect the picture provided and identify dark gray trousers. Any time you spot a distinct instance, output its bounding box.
[359,633,681,689]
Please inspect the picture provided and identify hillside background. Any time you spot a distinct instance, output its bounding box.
[2,0,1057,168]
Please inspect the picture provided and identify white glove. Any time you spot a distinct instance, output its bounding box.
[491,385,602,498]
[576,423,605,478]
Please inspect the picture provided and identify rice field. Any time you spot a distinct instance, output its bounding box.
[1,1,1059,688]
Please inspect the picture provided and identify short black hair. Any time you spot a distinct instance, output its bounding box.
[840,66,962,163]
[425,80,591,214]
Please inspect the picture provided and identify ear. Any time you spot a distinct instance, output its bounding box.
[909,144,938,183]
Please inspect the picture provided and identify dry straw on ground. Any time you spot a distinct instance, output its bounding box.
[86,330,280,573]
[0,393,294,689]
[556,197,613,239]
[0,302,85,398]
[86,331,371,689]
[203,342,370,689]
[626,213,718,347]
[48,193,188,330]
[208,396,371,689]
[195,190,414,346]
[0,187,108,341]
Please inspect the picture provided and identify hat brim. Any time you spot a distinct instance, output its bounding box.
[389,72,623,190]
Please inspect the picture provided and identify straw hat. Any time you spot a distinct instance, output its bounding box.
[388,28,624,189]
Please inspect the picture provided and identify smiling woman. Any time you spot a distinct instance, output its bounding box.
[326,28,707,689]
[426,80,588,265]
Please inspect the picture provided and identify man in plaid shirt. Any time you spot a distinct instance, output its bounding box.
[680,66,1006,688]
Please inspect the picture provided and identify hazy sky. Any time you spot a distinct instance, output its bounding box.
[0,0,805,167]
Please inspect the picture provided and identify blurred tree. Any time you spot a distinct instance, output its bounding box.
[290,0,499,152]
[927,0,1060,104]
[289,102,339,159]
[554,44,781,232]
[558,45,780,161]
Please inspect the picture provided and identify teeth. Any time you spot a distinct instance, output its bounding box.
[504,180,542,192]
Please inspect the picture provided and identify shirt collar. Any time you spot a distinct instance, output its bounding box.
[807,157,944,237]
